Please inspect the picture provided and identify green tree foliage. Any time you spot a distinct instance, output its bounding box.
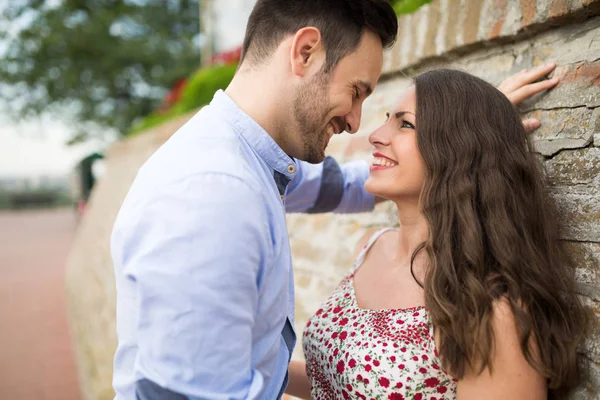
[0,0,200,141]
[392,0,432,15]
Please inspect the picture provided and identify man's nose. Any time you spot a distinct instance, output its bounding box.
[344,104,363,134]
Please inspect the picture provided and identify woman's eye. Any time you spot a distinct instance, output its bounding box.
[401,120,415,129]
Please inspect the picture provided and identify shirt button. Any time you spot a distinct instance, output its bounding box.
[287,165,296,174]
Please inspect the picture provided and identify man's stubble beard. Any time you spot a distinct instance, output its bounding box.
[292,74,332,164]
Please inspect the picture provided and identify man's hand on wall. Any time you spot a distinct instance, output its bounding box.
[498,62,559,132]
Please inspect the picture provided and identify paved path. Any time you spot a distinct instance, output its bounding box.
[0,208,81,400]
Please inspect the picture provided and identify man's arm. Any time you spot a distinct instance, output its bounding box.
[113,173,270,400]
[285,156,375,214]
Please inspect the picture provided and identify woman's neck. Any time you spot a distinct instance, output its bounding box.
[393,199,429,268]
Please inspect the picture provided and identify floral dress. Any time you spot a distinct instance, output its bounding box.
[302,229,457,400]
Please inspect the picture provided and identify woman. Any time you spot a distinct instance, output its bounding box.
[286,69,588,400]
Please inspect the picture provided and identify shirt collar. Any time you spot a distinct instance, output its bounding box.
[210,90,298,182]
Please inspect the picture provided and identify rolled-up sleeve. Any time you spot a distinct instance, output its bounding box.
[285,157,375,214]
[114,173,270,400]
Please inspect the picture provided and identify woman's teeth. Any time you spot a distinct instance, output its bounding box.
[372,157,396,167]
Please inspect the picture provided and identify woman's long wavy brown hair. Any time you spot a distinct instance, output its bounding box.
[412,69,588,397]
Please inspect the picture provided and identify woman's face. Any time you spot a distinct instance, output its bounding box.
[364,86,426,202]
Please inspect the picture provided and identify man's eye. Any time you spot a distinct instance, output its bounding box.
[354,87,360,99]
[385,112,390,122]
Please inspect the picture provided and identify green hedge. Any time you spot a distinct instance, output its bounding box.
[128,63,238,135]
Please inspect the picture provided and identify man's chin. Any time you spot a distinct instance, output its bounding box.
[303,153,326,164]
[301,147,327,164]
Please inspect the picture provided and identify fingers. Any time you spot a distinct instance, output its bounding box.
[506,77,559,104]
[499,62,557,93]
[521,62,558,86]
[522,118,541,133]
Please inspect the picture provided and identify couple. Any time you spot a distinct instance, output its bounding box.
[110,0,586,399]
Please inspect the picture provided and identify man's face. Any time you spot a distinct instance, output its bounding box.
[291,30,384,163]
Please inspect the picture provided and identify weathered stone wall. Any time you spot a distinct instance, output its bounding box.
[65,1,600,398]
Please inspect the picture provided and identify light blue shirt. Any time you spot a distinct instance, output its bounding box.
[111,90,374,399]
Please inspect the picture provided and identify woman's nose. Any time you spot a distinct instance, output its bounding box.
[369,125,391,146]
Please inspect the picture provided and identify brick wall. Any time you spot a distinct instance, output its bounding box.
[65,2,600,398]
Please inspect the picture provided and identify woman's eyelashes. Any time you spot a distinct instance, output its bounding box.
[401,120,415,129]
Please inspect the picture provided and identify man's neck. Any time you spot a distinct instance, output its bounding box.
[225,67,285,145]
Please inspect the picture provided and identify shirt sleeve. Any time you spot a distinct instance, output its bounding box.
[284,157,375,214]
[113,172,271,400]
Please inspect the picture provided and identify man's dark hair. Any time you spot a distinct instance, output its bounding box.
[240,0,398,72]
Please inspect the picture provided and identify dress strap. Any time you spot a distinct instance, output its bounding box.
[351,228,396,273]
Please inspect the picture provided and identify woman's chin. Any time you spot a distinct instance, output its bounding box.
[364,179,389,200]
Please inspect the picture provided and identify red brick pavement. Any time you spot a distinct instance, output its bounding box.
[0,209,81,400]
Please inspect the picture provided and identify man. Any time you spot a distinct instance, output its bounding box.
[111,1,558,399]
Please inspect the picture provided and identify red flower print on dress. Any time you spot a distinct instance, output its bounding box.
[302,230,457,400]
[379,377,390,388]
[424,377,440,388]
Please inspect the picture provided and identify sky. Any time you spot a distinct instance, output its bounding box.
[0,0,253,179]
[0,114,112,178]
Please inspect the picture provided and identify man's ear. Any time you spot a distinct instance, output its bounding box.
[289,27,326,78]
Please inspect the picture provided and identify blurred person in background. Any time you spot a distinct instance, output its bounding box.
[70,152,104,220]
[110,1,560,399]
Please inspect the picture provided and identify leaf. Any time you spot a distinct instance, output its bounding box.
[392,0,432,15]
